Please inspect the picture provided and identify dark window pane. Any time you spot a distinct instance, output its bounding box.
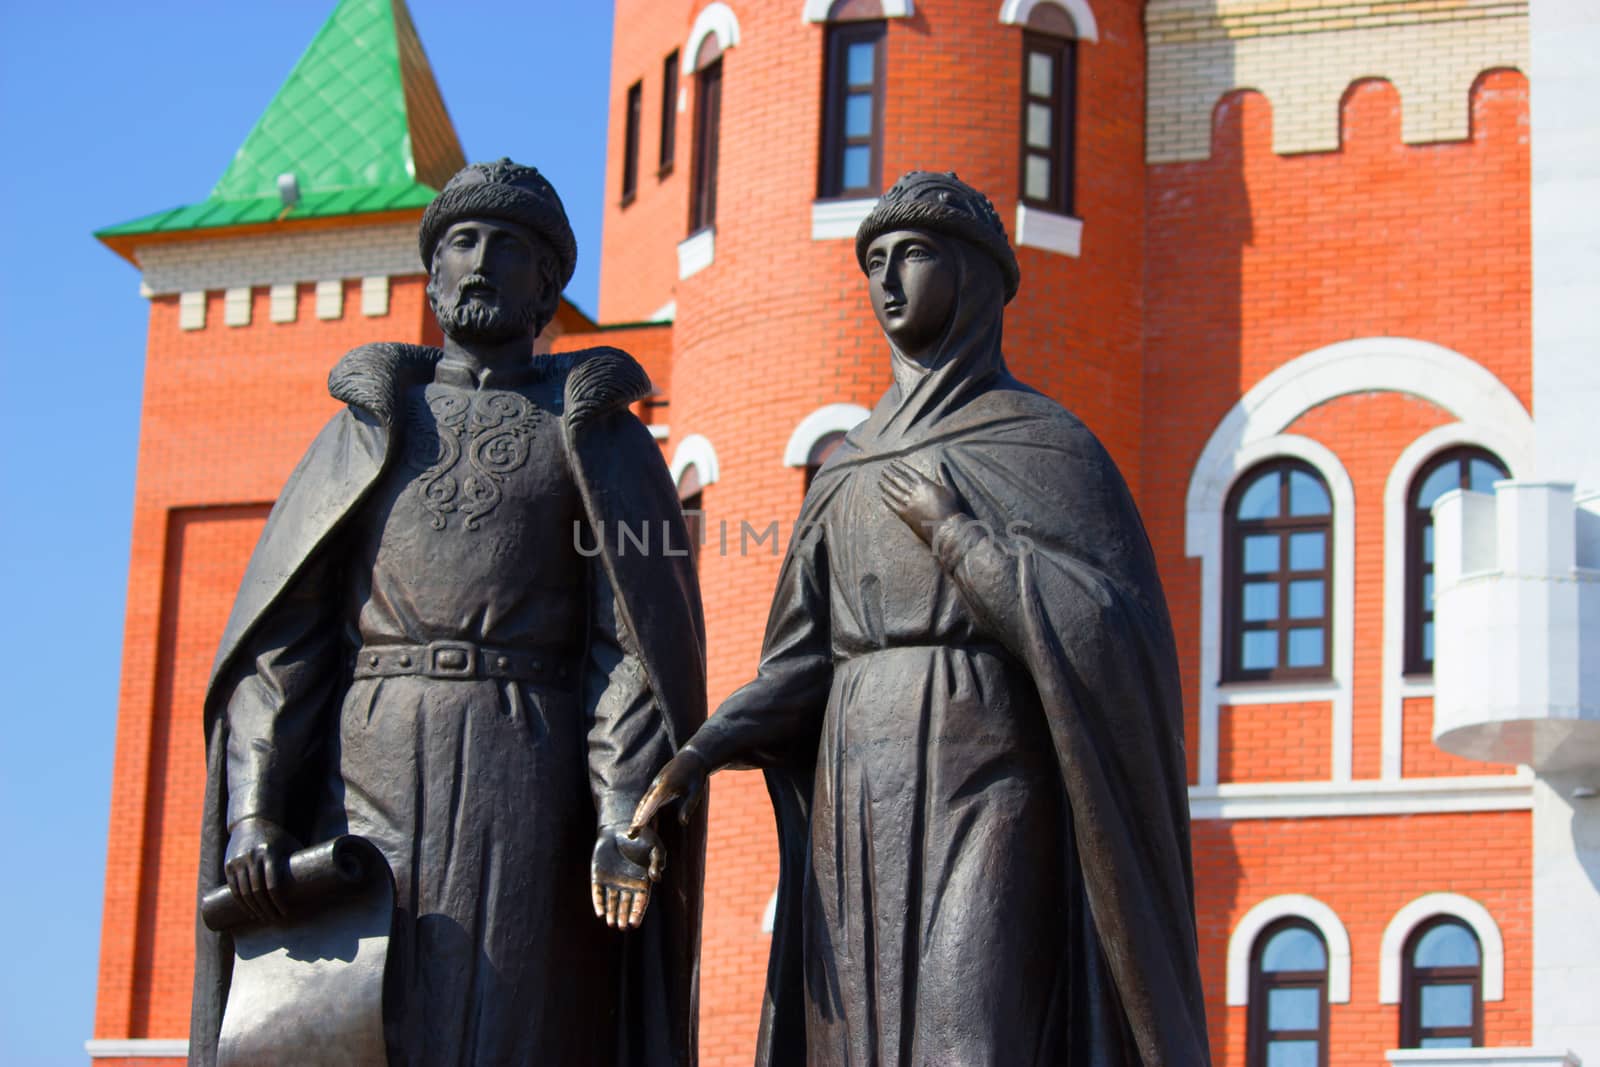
[847,41,875,85]
[1421,983,1475,1027]
[1423,620,1433,662]
[1262,926,1326,971]
[1288,580,1324,620]
[1028,50,1053,96]
[1268,987,1320,1030]
[1469,458,1504,492]
[1424,523,1434,564]
[1027,102,1053,148]
[1024,155,1051,201]
[1286,628,1325,668]
[1289,470,1331,516]
[1415,922,1480,967]
[1266,1040,1321,1067]
[1421,1037,1475,1049]
[1417,461,1461,510]
[843,146,871,190]
[845,93,873,137]
[1422,570,1434,608]
[1238,472,1281,519]
[1242,631,1278,670]
[1243,582,1278,621]
[1243,535,1280,573]
[1288,532,1325,571]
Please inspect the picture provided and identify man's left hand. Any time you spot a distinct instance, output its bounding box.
[881,460,963,545]
[591,824,664,929]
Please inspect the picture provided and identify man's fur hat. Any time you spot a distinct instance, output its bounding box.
[419,159,577,288]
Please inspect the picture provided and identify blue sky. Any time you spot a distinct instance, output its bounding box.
[0,2,614,1061]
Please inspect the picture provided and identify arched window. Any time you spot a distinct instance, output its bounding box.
[1400,917,1483,1048]
[1249,919,1330,1067]
[1018,9,1078,216]
[678,467,704,568]
[1404,447,1507,674]
[803,430,846,492]
[1224,460,1334,681]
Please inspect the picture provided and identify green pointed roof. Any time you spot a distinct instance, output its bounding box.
[98,0,464,246]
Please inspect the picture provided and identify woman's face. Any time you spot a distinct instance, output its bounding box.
[865,229,958,362]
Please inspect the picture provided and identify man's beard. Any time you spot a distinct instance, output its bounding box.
[428,274,543,345]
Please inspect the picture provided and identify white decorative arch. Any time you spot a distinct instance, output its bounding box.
[1378,892,1505,1003]
[1227,894,1352,1006]
[1185,338,1532,789]
[803,0,914,21]
[1379,422,1530,780]
[998,0,1099,42]
[686,2,742,72]
[670,433,721,488]
[782,403,871,466]
[1190,434,1356,788]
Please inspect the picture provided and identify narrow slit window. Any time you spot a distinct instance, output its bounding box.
[689,57,723,234]
[1019,30,1076,216]
[819,21,886,199]
[659,50,679,176]
[621,79,643,205]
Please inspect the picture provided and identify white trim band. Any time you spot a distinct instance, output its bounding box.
[1379,892,1505,1003]
[678,228,716,280]
[812,197,878,241]
[1227,894,1352,1005]
[1014,204,1083,257]
[86,1038,189,1058]
[1386,1052,1581,1066]
[1189,774,1532,821]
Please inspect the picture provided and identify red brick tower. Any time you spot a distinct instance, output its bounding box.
[600,2,1153,1059]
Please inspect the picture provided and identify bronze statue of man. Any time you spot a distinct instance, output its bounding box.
[634,171,1209,1064]
[192,160,706,1066]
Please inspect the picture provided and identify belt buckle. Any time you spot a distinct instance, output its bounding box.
[426,640,477,678]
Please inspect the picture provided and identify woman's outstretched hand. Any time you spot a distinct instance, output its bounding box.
[630,747,712,835]
[881,460,962,544]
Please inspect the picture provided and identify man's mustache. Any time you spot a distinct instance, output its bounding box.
[456,274,495,297]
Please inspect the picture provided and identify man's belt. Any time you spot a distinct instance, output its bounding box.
[352,640,572,683]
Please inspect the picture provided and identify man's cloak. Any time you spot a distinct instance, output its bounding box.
[189,343,706,1067]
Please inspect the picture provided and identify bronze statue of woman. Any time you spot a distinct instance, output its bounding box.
[634,171,1209,1065]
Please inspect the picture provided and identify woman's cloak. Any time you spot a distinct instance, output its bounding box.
[734,243,1209,1064]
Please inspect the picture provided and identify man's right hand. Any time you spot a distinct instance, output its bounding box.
[629,747,712,835]
[224,816,299,924]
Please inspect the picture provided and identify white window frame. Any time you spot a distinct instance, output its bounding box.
[783,403,871,466]
[1379,424,1530,780]
[1378,892,1505,1004]
[1227,894,1352,1006]
[1186,337,1534,795]
[670,433,722,489]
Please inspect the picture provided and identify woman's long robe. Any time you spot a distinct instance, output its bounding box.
[688,243,1210,1066]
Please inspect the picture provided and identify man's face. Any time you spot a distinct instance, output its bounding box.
[865,229,958,361]
[427,218,556,345]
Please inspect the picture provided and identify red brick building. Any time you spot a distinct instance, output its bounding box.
[93,1,1589,1065]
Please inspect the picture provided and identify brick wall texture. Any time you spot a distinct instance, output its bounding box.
[94,1,1535,1064]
